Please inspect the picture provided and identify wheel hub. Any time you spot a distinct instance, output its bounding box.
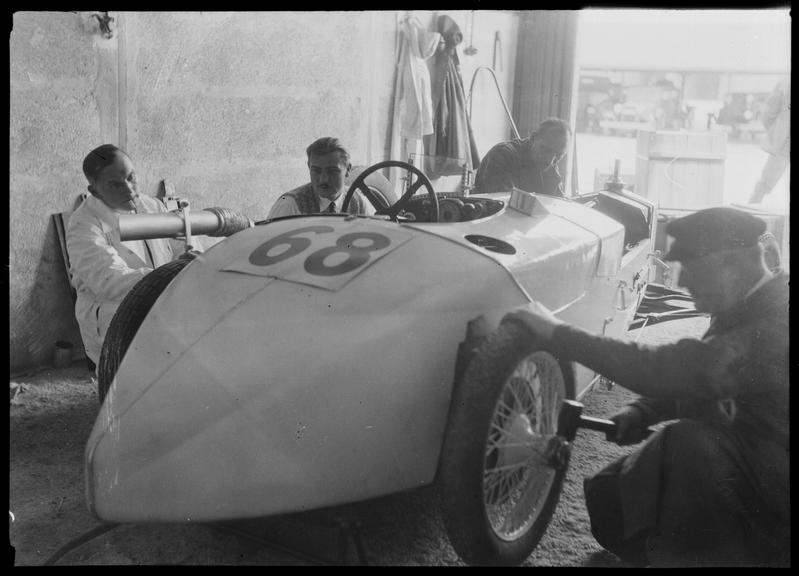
[483,351,567,541]
[496,413,536,468]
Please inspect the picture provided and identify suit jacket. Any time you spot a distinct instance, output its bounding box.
[266,182,367,219]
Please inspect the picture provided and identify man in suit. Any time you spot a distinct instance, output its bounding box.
[267,137,374,218]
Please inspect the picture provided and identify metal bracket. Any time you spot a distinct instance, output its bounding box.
[177,199,194,253]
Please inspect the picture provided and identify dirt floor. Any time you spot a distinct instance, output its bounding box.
[9,316,710,566]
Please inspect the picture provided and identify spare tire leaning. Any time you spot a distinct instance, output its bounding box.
[97,258,190,404]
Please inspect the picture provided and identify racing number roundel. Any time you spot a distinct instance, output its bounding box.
[248,225,327,267]
[302,232,391,276]
[224,220,413,291]
[248,225,392,276]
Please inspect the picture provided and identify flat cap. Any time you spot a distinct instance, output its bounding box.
[663,207,767,262]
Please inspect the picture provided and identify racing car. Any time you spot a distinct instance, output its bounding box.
[85,160,660,565]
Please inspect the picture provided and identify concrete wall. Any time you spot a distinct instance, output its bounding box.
[10,12,119,373]
[9,10,519,373]
[121,11,399,217]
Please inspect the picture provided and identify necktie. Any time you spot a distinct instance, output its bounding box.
[326,201,337,213]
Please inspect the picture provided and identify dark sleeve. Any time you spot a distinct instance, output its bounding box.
[475,145,516,194]
[549,323,747,401]
[627,396,678,425]
[543,165,565,197]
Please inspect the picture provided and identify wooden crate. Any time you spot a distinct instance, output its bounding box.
[635,130,727,210]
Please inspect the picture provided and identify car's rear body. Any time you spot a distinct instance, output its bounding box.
[86,189,655,523]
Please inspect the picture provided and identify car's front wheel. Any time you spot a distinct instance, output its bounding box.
[97,258,190,403]
[439,319,573,565]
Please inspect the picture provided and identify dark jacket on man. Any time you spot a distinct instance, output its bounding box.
[474,136,565,196]
[550,271,789,566]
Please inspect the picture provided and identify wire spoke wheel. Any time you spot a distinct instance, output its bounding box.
[483,351,565,541]
[439,320,572,566]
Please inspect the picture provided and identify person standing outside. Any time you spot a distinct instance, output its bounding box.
[750,77,790,204]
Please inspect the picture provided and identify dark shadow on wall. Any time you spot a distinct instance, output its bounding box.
[10,215,85,375]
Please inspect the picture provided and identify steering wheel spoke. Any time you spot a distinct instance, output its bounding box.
[354,183,386,211]
[341,161,439,222]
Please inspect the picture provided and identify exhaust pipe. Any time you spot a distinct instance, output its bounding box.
[118,207,253,241]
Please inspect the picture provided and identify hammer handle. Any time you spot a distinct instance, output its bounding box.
[579,415,655,438]
[579,415,617,434]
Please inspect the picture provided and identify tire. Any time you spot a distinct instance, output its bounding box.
[439,320,574,566]
[97,259,190,403]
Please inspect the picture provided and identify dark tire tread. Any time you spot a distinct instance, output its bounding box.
[439,320,573,566]
[97,259,190,403]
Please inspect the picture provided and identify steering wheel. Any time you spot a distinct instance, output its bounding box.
[342,160,439,223]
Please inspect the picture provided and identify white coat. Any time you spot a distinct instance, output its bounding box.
[761,78,790,158]
[66,194,176,364]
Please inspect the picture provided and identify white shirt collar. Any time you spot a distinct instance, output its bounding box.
[87,193,141,216]
[320,195,340,212]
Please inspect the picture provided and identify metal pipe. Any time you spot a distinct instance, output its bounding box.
[467,65,521,140]
[118,211,224,241]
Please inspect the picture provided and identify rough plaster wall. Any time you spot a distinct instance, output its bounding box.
[123,11,399,220]
[10,12,119,372]
[8,11,400,373]
[8,10,517,373]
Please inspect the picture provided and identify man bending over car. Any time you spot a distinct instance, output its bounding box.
[474,117,571,197]
[505,207,789,567]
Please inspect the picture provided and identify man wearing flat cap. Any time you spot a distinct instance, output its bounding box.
[504,207,789,567]
[67,144,187,368]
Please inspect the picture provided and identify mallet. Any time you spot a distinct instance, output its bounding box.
[557,399,655,442]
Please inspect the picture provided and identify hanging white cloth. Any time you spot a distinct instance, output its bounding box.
[388,15,441,195]
[396,17,440,139]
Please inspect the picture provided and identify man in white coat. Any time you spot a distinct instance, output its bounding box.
[67,144,183,366]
